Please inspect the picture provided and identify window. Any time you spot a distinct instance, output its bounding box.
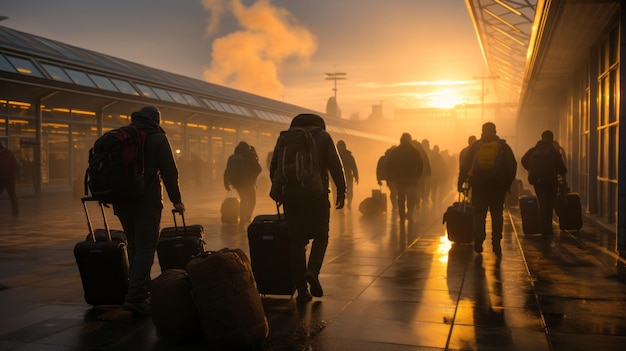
[41,63,73,83]
[0,54,17,73]
[182,94,201,107]
[167,90,188,105]
[5,55,44,77]
[88,73,119,92]
[151,87,174,102]
[65,68,96,88]
[136,83,157,98]
[110,78,139,95]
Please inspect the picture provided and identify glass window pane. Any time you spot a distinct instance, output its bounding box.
[167,90,187,104]
[41,63,73,83]
[65,68,96,88]
[182,94,201,107]
[110,78,139,95]
[152,87,174,102]
[0,54,17,73]
[5,55,44,77]
[136,83,157,98]
[88,73,118,91]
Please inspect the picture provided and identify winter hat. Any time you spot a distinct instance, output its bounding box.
[131,105,161,125]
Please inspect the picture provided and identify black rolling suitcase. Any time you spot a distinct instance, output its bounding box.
[247,203,295,296]
[519,195,541,234]
[442,191,474,244]
[157,209,205,272]
[74,197,129,306]
[557,192,583,231]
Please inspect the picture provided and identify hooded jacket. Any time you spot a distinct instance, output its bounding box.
[271,113,346,198]
[336,141,359,183]
[387,138,423,186]
[224,141,262,188]
[114,106,181,211]
[458,131,517,190]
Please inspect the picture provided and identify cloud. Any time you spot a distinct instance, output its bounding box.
[202,0,317,99]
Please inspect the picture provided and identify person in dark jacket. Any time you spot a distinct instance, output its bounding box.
[113,105,184,315]
[0,140,19,216]
[377,146,397,210]
[224,141,262,224]
[458,122,517,255]
[336,140,358,210]
[521,130,567,236]
[270,113,346,303]
[387,133,423,222]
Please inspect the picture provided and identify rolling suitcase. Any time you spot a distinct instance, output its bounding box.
[221,196,240,224]
[557,192,583,231]
[186,248,269,349]
[372,188,387,212]
[247,203,295,296]
[157,209,205,272]
[358,196,385,216]
[442,191,474,244]
[151,269,202,341]
[74,197,129,306]
[519,195,541,234]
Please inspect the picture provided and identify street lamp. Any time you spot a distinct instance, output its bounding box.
[324,72,348,100]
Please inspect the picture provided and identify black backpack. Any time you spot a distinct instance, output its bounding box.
[269,126,324,203]
[84,125,150,203]
[528,144,558,185]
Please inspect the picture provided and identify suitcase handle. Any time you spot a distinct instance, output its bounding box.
[171,208,188,235]
[275,202,285,221]
[81,196,111,242]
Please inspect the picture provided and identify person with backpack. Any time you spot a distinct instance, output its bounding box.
[386,133,424,223]
[224,141,263,225]
[269,113,346,303]
[110,106,185,315]
[458,122,517,255]
[0,140,19,216]
[377,146,397,211]
[336,140,359,210]
[521,130,567,236]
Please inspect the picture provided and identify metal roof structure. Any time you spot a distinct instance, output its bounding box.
[0,25,391,142]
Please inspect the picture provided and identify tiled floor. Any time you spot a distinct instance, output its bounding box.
[1,183,625,350]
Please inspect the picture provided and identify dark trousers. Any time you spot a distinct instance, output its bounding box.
[0,177,18,215]
[534,183,558,235]
[471,185,506,243]
[396,184,418,220]
[235,185,256,223]
[284,196,330,295]
[116,206,162,304]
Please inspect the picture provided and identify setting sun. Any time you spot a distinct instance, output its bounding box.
[427,90,465,109]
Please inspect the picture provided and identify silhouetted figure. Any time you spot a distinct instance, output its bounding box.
[429,144,446,203]
[336,140,359,210]
[377,146,397,210]
[387,133,423,222]
[412,140,431,208]
[269,113,345,303]
[521,130,567,236]
[458,122,517,255]
[419,139,434,206]
[0,140,19,216]
[224,141,263,225]
[459,135,477,167]
[112,106,184,315]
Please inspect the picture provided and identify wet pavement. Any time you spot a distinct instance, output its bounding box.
[1,184,626,350]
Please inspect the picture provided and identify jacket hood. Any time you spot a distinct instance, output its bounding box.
[290,113,326,130]
[234,141,251,154]
[131,105,162,130]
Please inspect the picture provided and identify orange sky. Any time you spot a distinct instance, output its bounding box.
[2,0,489,119]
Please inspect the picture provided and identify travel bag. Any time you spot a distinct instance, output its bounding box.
[519,195,541,234]
[186,248,268,349]
[156,209,205,272]
[151,268,202,341]
[73,196,129,306]
[442,191,474,244]
[557,192,583,231]
[221,195,240,224]
[247,203,295,296]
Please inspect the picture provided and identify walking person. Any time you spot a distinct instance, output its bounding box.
[387,133,423,222]
[0,140,19,216]
[377,146,397,210]
[458,122,517,255]
[521,130,567,236]
[224,141,263,225]
[336,140,359,210]
[269,113,346,303]
[112,106,185,315]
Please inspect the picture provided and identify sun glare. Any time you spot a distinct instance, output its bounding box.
[428,92,464,109]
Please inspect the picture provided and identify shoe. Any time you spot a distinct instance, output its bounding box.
[474,241,483,253]
[296,291,312,303]
[123,300,150,316]
[305,272,323,297]
[493,242,502,256]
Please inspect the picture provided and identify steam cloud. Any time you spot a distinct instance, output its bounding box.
[201,0,317,99]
